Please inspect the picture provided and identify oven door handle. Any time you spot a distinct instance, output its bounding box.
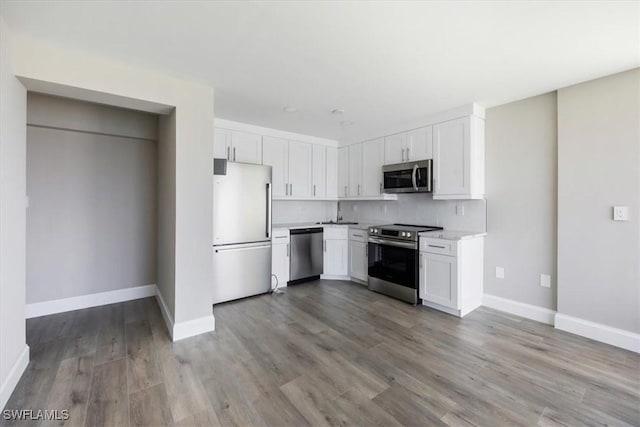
[368,237,418,250]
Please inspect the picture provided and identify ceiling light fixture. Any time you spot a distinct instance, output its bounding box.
[331,108,345,115]
[282,106,298,113]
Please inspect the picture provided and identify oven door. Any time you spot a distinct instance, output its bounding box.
[383,160,432,193]
[367,237,418,289]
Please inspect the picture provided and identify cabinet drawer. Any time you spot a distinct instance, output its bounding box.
[324,226,348,240]
[420,238,457,256]
[349,229,366,242]
[272,228,290,243]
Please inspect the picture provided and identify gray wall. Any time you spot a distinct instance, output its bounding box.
[0,17,28,404]
[557,69,640,333]
[484,93,558,309]
[157,111,176,319]
[26,93,159,304]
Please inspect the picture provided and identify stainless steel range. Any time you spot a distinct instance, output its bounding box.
[367,223,443,304]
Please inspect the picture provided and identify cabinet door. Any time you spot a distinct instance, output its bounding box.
[262,136,289,198]
[384,132,406,165]
[326,146,338,198]
[231,130,262,164]
[420,252,458,309]
[214,128,232,160]
[324,238,348,276]
[349,240,367,281]
[433,118,470,196]
[272,242,290,287]
[348,144,362,197]
[312,144,326,198]
[338,147,349,198]
[361,138,384,196]
[406,126,433,161]
[288,141,312,198]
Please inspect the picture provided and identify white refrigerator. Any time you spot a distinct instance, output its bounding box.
[212,159,272,304]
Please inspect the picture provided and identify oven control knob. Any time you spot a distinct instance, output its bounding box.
[401,232,406,237]
[406,232,411,238]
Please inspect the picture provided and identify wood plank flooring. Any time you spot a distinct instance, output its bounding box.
[3,280,639,426]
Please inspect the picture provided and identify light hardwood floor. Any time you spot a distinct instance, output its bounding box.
[3,280,639,426]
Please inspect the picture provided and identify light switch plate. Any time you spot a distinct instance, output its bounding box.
[613,206,629,221]
[540,274,551,288]
[495,267,504,279]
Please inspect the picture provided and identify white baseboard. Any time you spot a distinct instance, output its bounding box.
[154,286,175,339]
[423,300,461,317]
[173,315,216,341]
[482,294,556,325]
[1,345,29,410]
[555,313,640,353]
[154,285,215,341]
[25,284,157,318]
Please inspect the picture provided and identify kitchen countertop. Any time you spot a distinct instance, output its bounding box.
[419,230,487,241]
[272,222,377,231]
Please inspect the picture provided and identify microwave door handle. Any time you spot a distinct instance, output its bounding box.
[412,164,418,191]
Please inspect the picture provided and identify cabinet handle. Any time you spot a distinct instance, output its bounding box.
[233,147,236,161]
[406,147,410,160]
[428,244,446,249]
[353,234,363,238]
[323,240,326,252]
[313,184,316,197]
[285,183,288,196]
[357,184,360,196]
[290,183,293,195]
[227,146,231,161]
[401,148,405,162]
[287,244,290,257]
[344,185,347,197]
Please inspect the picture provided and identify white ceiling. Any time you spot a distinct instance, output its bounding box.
[1,1,639,142]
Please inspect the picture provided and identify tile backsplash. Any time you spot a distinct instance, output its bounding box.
[338,195,487,231]
[273,200,338,224]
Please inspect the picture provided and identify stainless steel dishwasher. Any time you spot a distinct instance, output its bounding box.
[289,227,324,284]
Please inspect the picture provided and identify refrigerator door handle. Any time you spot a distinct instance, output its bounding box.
[214,242,272,253]
[266,183,272,238]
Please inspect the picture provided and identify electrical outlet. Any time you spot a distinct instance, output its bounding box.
[540,274,551,288]
[456,204,465,216]
[496,267,504,279]
[613,206,629,221]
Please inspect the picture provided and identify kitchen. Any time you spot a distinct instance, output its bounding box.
[1,2,638,426]
[211,107,486,319]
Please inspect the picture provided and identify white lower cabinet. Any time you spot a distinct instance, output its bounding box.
[271,229,290,288]
[419,236,484,317]
[323,227,349,277]
[348,228,367,283]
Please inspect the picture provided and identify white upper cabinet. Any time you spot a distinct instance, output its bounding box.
[361,138,384,196]
[348,144,362,197]
[384,132,407,165]
[326,146,338,199]
[312,144,326,198]
[384,127,433,165]
[262,136,289,198]
[432,116,484,199]
[214,128,232,160]
[230,130,262,164]
[288,141,312,198]
[406,126,433,161]
[338,147,349,198]
[215,128,262,164]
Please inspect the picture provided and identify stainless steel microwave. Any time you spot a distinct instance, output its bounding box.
[382,159,433,193]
